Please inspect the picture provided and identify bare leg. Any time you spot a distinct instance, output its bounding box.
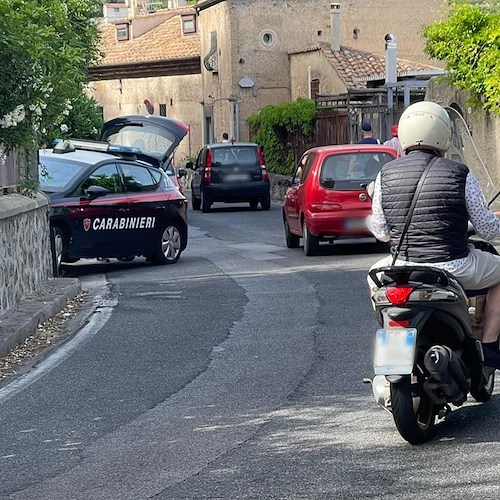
[482,284,500,343]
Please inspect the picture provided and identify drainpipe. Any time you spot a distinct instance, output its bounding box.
[307,66,312,99]
[385,33,397,136]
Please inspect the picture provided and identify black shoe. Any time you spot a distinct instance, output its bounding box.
[482,345,500,369]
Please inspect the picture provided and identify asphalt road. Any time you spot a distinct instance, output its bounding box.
[0,198,499,499]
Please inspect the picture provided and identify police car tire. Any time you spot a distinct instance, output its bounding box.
[151,223,183,265]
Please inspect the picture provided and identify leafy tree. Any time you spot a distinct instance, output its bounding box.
[0,0,102,153]
[423,2,500,114]
[247,99,316,175]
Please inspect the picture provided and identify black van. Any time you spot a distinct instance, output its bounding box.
[188,142,271,212]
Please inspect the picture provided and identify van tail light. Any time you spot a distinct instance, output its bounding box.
[204,150,212,182]
[385,286,415,306]
[258,148,269,180]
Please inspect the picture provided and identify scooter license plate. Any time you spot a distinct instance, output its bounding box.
[373,329,417,375]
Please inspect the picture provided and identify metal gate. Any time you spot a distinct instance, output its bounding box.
[314,111,349,146]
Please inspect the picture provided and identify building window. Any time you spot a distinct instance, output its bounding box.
[259,30,277,48]
[116,23,130,42]
[310,79,320,98]
[182,15,197,35]
[159,104,167,117]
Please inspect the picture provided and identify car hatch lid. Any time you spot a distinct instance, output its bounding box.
[101,115,189,168]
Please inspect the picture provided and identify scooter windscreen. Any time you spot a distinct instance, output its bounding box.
[445,106,500,214]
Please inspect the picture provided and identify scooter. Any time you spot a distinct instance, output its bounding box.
[367,247,496,444]
[365,107,499,444]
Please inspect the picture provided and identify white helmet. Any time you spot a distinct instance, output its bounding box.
[398,101,451,153]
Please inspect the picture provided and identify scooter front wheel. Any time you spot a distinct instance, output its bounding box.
[390,375,436,445]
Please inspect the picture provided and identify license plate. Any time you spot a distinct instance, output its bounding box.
[344,218,367,230]
[373,328,417,375]
[224,174,249,182]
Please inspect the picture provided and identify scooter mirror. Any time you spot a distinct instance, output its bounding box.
[366,180,375,199]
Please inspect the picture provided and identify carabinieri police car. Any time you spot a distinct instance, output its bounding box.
[40,116,190,272]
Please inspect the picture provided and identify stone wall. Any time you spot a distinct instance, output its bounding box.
[426,79,500,190]
[0,194,52,315]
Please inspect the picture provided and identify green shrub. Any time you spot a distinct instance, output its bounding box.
[247,98,316,176]
[424,3,500,114]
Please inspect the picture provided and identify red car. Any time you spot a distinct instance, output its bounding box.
[283,144,398,256]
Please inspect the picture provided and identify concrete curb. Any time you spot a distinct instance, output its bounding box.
[0,277,81,359]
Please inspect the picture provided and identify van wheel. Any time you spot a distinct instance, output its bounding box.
[303,221,319,256]
[201,190,211,213]
[151,223,183,265]
[261,194,271,211]
[249,200,259,210]
[191,189,201,210]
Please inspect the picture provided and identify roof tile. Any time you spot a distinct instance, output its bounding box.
[97,12,201,67]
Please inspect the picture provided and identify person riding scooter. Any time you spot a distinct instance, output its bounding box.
[366,101,500,367]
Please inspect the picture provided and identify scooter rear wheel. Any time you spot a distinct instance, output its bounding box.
[391,375,436,445]
[470,367,495,402]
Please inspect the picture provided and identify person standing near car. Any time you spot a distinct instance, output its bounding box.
[357,122,380,144]
[383,124,403,157]
[221,133,229,143]
[366,101,500,367]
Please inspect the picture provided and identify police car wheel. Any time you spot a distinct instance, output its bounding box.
[52,227,64,277]
[151,223,183,265]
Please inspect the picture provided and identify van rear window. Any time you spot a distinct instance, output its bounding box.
[211,146,258,166]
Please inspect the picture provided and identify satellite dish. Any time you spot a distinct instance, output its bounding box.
[239,77,255,89]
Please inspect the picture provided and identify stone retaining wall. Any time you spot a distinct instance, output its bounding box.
[0,193,52,315]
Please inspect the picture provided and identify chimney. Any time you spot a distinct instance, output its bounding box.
[330,3,341,52]
[384,33,398,84]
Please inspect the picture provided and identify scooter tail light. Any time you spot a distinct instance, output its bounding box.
[204,150,212,182]
[385,286,415,305]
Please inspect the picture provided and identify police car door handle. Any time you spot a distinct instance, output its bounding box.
[118,207,129,212]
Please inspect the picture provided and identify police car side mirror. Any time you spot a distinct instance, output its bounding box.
[87,185,110,199]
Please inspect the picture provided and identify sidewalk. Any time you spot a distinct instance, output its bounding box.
[0,278,81,359]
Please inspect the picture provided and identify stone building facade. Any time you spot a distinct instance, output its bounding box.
[91,0,447,153]
[196,0,447,143]
[89,8,203,162]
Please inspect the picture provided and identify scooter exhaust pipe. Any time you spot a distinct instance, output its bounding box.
[424,345,470,405]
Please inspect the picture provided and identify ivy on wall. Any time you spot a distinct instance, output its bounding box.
[247,98,316,176]
[423,2,500,114]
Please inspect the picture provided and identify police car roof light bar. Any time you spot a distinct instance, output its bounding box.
[52,139,141,157]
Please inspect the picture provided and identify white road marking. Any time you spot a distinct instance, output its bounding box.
[0,298,116,404]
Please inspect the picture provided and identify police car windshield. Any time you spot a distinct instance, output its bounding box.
[39,157,87,193]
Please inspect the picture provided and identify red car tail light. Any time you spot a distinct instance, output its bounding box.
[204,150,212,182]
[258,148,269,181]
[385,286,415,306]
[309,203,342,212]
